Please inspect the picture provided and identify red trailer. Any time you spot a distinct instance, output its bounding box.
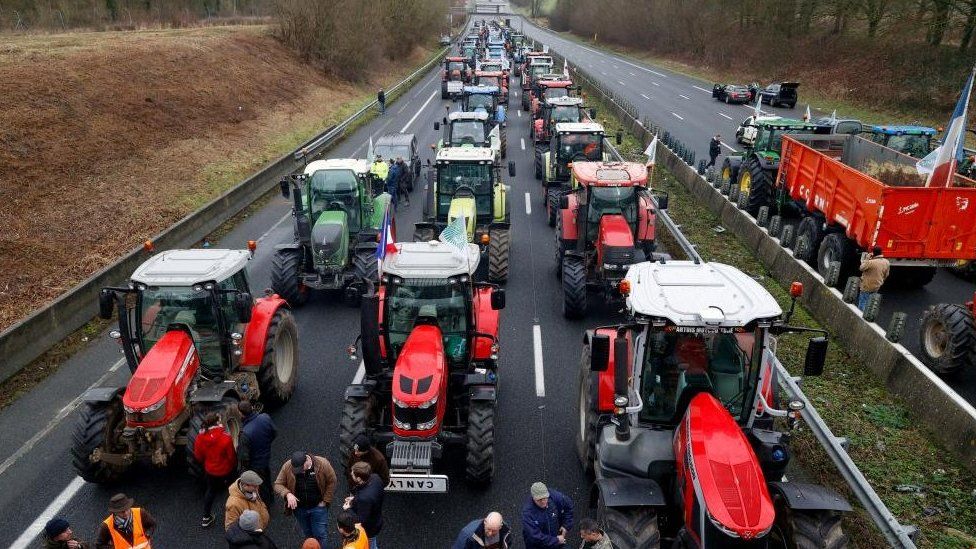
[776,134,976,289]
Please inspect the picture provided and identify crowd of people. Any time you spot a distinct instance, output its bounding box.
[41,400,609,549]
[369,154,412,211]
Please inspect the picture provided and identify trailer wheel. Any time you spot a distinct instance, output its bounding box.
[863,293,882,322]
[465,399,495,485]
[488,227,510,283]
[816,233,857,288]
[338,396,370,468]
[768,215,783,237]
[597,496,661,549]
[780,224,796,249]
[71,398,126,483]
[919,303,976,377]
[270,247,309,307]
[795,217,823,263]
[772,507,848,549]
[842,276,860,304]
[576,350,598,476]
[562,255,587,319]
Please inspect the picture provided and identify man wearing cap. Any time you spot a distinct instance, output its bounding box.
[225,509,278,549]
[225,470,271,531]
[95,493,156,549]
[44,517,88,549]
[274,451,337,548]
[346,433,390,486]
[521,482,574,549]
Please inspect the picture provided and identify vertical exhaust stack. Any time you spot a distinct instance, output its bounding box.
[613,332,630,441]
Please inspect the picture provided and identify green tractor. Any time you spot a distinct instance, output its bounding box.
[720,118,822,217]
[414,147,515,283]
[272,158,392,307]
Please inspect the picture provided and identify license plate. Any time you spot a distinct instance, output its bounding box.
[448,82,463,93]
[386,473,449,493]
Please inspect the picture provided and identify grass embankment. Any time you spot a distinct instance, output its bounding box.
[586,93,976,548]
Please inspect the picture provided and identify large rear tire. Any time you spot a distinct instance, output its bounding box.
[350,248,378,306]
[597,497,661,549]
[534,146,545,180]
[465,399,495,485]
[773,508,849,549]
[488,228,511,283]
[816,233,858,288]
[257,308,299,409]
[576,346,598,476]
[562,255,587,319]
[338,396,369,468]
[71,399,126,483]
[270,247,309,307]
[741,156,774,217]
[500,125,507,159]
[919,303,976,377]
[186,398,242,479]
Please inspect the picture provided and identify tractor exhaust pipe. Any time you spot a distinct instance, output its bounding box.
[613,332,630,442]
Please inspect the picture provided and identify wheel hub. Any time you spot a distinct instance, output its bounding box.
[924,320,948,359]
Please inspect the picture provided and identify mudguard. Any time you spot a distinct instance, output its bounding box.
[82,387,123,403]
[768,482,853,513]
[469,385,497,402]
[241,295,290,368]
[754,154,780,172]
[345,383,372,400]
[726,155,743,182]
[559,193,579,241]
[594,327,631,413]
[595,477,666,508]
[637,193,656,243]
[189,380,239,403]
[472,286,501,360]
[273,242,302,252]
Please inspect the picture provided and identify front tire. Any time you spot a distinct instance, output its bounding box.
[597,496,661,549]
[350,248,378,305]
[920,303,976,377]
[71,399,126,483]
[772,507,848,549]
[257,308,299,408]
[488,228,510,283]
[465,400,495,485]
[741,156,774,216]
[338,396,369,468]
[562,255,587,319]
[270,247,309,307]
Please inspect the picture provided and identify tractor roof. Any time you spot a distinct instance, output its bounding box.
[477,70,505,77]
[446,56,468,62]
[572,161,647,187]
[870,124,937,136]
[436,147,495,163]
[304,158,370,175]
[539,79,573,88]
[556,122,605,133]
[382,241,480,278]
[754,117,819,131]
[375,133,415,146]
[131,249,251,287]
[625,261,782,327]
[449,111,490,122]
[547,96,584,107]
[464,85,499,95]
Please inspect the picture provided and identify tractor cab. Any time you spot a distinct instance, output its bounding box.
[442,56,472,99]
[474,70,509,103]
[461,85,504,124]
[299,159,378,268]
[549,122,606,182]
[748,118,821,162]
[435,111,501,162]
[868,124,937,158]
[528,77,576,115]
[534,97,590,144]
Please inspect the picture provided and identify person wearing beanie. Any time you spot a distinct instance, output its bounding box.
[274,451,337,548]
[521,482,574,549]
[44,517,88,549]
[225,509,278,549]
[346,433,390,486]
[225,469,271,531]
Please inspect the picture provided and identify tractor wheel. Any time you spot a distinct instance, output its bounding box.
[919,304,976,377]
[441,81,449,100]
[562,255,587,319]
[488,228,510,283]
[500,126,508,159]
[597,496,661,549]
[413,226,436,243]
[885,266,937,290]
[741,157,774,216]
[780,224,796,249]
[546,189,559,227]
[350,249,378,306]
[186,398,242,479]
[794,217,823,263]
[270,247,309,307]
[772,507,848,549]
[554,225,565,279]
[338,396,370,468]
[816,233,858,288]
[465,399,495,485]
[534,147,545,180]
[71,398,126,483]
[576,349,598,476]
[257,308,299,409]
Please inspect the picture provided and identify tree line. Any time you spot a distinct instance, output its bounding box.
[0,0,271,30]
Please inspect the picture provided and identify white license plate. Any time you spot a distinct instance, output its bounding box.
[386,473,449,493]
[448,82,464,93]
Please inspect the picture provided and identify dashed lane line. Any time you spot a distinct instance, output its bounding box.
[618,81,626,87]
[717,112,734,121]
[11,477,87,549]
[525,192,532,215]
[640,93,652,100]
[400,90,438,133]
[521,138,526,151]
[651,81,660,87]
[672,112,685,120]
[692,85,713,94]
[679,94,690,100]
[533,324,545,397]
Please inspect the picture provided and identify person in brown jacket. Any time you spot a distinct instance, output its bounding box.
[859,246,890,311]
[347,434,390,486]
[225,469,271,531]
[274,451,337,548]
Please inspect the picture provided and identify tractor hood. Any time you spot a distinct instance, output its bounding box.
[448,197,477,241]
[679,392,775,540]
[123,329,199,425]
[312,210,349,265]
[392,324,447,437]
[598,214,640,269]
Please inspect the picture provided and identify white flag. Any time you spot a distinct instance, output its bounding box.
[804,105,811,122]
[367,136,374,160]
[644,135,658,165]
[829,109,838,125]
[563,58,569,77]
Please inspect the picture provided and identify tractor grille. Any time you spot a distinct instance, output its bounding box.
[603,246,637,266]
[389,440,433,471]
[394,403,437,431]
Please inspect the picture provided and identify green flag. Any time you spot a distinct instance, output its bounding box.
[439,215,469,259]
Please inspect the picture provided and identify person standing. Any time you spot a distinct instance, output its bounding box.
[385,159,401,212]
[337,510,370,549]
[225,509,278,549]
[708,134,722,168]
[346,433,390,487]
[95,493,156,549]
[859,246,890,311]
[396,157,411,207]
[343,462,384,549]
[194,412,238,528]
[239,401,277,503]
[578,518,612,549]
[274,451,337,548]
[225,470,271,531]
[377,88,386,114]
[521,482,574,549]
[43,517,88,549]
[452,511,511,549]
[370,155,389,196]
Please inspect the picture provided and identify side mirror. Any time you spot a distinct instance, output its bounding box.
[434,122,441,131]
[803,337,828,376]
[589,108,596,120]
[508,161,516,177]
[655,193,668,210]
[235,292,253,324]
[98,290,115,320]
[615,130,623,146]
[590,334,610,372]
[490,288,506,310]
[279,178,290,199]
[559,194,569,210]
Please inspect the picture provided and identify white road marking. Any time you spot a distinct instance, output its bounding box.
[575,44,668,77]
[258,212,293,243]
[613,64,619,69]
[533,324,545,397]
[721,142,738,152]
[517,109,521,118]
[600,71,608,76]
[525,192,532,215]
[400,90,438,133]
[618,81,626,86]
[521,138,526,150]
[10,476,87,549]
[352,361,365,384]
[640,93,652,100]
[629,72,637,76]
[692,85,712,94]
[671,112,684,120]
[651,81,660,87]
[679,94,690,100]
[717,112,734,121]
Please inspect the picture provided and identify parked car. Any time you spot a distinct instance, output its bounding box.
[374,133,421,191]
[813,117,863,136]
[759,82,799,108]
[712,84,753,104]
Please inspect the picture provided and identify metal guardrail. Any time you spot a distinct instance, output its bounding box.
[524,21,919,548]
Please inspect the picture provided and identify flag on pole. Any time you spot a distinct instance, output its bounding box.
[375,204,396,277]
[804,104,811,122]
[752,92,762,118]
[925,66,975,188]
[367,136,374,160]
[829,109,838,125]
[563,58,569,77]
[439,215,469,260]
[644,135,658,166]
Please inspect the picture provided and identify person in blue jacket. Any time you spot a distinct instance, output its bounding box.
[521,482,574,549]
[452,511,512,549]
[239,400,277,504]
[385,159,401,212]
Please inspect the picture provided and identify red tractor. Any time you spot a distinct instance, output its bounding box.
[555,161,659,319]
[339,240,506,492]
[527,77,577,116]
[72,248,299,482]
[474,70,509,104]
[531,96,593,146]
[441,56,472,99]
[577,260,850,548]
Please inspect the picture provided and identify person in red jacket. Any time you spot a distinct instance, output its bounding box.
[193,412,238,528]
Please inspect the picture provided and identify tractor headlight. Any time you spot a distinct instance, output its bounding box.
[417,396,438,409]
[392,396,409,408]
[393,417,411,430]
[416,418,438,431]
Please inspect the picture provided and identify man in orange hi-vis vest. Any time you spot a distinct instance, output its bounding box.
[95,493,156,549]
